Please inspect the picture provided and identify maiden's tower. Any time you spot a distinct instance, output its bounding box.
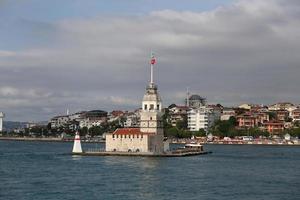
[105,53,165,154]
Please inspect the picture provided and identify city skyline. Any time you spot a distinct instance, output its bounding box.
[1,0,300,121]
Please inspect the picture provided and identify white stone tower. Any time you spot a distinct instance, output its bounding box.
[0,112,4,132]
[140,52,164,153]
[72,131,83,153]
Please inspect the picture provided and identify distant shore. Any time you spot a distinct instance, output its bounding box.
[0,136,104,143]
[0,136,299,146]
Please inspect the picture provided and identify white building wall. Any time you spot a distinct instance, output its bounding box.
[188,107,220,132]
[105,134,150,152]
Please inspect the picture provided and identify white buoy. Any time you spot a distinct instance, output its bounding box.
[72,131,82,153]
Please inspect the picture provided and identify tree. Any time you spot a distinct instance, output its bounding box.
[165,127,179,138]
[228,116,237,126]
[176,117,187,130]
[80,127,88,136]
[194,128,206,137]
[162,109,172,130]
[210,117,237,137]
[290,128,300,138]
[88,126,103,137]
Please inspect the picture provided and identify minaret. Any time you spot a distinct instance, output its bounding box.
[186,87,190,107]
[0,112,4,132]
[140,52,164,153]
[72,131,83,153]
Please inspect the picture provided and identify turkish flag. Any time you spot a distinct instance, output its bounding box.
[151,58,156,65]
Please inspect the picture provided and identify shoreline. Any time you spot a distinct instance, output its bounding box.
[0,137,299,146]
[0,137,104,143]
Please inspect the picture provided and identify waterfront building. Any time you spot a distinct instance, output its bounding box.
[108,110,124,122]
[0,112,4,132]
[263,120,284,134]
[50,115,69,129]
[268,102,295,111]
[169,105,188,127]
[105,54,166,154]
[220,108,236,121]
[187,106,221,132]
[256,111,270,124]
[79,118,106,129]
[236,112,259,128]
[50,110,107,129]
[238,104,252,110]
[124,112,140,128]
[291,108,300,122]
[275,110,289,121]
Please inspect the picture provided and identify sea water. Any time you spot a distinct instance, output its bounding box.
[0,141,299,200]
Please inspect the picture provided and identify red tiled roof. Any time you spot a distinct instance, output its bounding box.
[176,106,188,109]
[112,128,155,135]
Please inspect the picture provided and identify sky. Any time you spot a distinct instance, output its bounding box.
[1,0,300,121]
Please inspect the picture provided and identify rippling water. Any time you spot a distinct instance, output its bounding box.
[0,141,299,200]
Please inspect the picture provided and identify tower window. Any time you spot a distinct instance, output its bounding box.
[150,104,154,110]
[157,104,160,110]
[150,117,152,120]
[144,104,147,110]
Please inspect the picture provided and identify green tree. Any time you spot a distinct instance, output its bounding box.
[162,109,172,130]
[80,127,88,136]
[165,127,179,138]
[88,126,103,137]
[177,130,192,138]
[290,128,300,138]
[176,117,187,130]
[194,128,206,137]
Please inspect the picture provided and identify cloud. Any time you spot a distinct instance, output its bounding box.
[1,0,300,121]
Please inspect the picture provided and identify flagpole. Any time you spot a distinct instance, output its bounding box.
[150,51,154,84]
[150,63,153,84]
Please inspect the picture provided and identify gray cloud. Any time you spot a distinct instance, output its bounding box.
[1,0,300,121]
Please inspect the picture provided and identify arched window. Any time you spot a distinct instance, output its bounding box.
[157,104,160,110]
[136,149,140,152]
[144,104,147,110]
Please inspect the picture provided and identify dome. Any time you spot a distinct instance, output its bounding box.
[189,95,204,101]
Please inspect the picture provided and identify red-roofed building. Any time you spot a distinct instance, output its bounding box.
[236,113,259,128]
[263,121,284,134]
[291,109,300,122]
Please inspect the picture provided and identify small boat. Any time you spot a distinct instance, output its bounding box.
[184,143,204,151]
